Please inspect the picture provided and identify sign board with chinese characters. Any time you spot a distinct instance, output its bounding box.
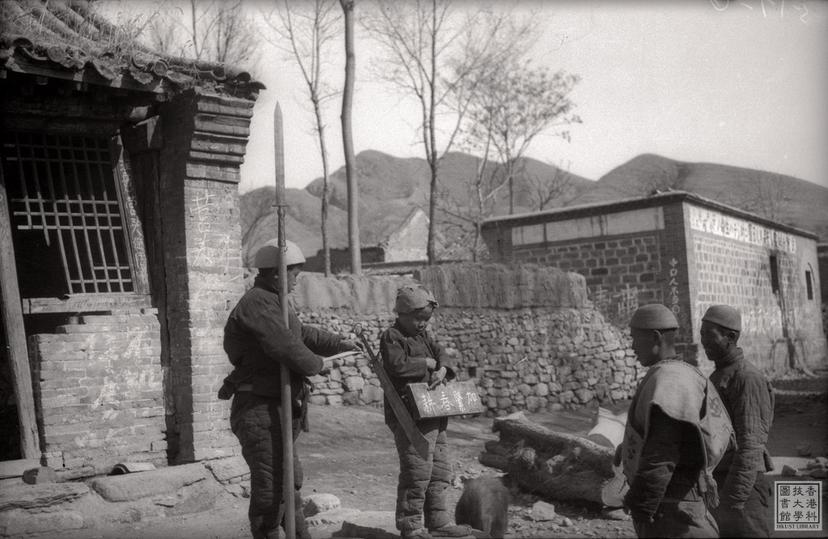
[405,381,485,419]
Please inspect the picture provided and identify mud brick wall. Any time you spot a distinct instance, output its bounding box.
[292,267,641,415]
[484,203,698,362]
[29,312,166,479]
[515,235,662,324]
[158,90,251,464]
[688,208,827,374]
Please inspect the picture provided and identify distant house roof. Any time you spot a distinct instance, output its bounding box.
[0,0,264,98]
[482,190,819,240]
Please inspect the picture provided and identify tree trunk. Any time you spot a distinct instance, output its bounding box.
[425,0,438,266]
[340,0,360,274]
[312,96,332,277]
[479,412,626,507]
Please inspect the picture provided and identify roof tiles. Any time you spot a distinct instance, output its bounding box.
[0,0,264,98]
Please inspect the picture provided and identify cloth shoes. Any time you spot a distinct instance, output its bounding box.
[428,524,475,537]
[402,528,433,539]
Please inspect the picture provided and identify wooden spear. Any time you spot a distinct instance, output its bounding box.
[274,101,295,539]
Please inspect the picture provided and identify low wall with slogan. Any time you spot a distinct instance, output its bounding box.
[293,264,641,415]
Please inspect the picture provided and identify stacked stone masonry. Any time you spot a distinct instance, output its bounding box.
[290,267,641,416]
[28,312,167,479]
[298,308,642,416]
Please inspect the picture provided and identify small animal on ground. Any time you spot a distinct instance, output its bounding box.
[454,475,510,538]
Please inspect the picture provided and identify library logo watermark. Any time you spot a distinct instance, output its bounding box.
[774,481,822,531]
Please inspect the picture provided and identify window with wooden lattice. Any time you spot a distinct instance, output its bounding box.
[1,132,136,298]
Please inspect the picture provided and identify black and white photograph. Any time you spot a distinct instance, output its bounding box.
[1,0,826,538]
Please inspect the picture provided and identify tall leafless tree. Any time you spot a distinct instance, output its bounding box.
[362,0,535,264]
[263,0,341,276]
[526,160,575,211]
[339,0,360,274]
[462,59,580,214]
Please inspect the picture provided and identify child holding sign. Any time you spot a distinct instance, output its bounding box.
[379,285,472,539]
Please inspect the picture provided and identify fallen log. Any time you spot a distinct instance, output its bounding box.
[479,412,627,507]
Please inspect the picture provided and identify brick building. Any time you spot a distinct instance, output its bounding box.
[0,1,260,476]
[481,191,827,374]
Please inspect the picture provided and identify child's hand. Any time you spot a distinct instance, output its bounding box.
[425,357,437,370]
[429,367,447,389]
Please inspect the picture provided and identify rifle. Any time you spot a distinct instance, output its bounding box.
[354,325,430,459]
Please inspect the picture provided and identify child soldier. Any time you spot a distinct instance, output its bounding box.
[379,285,473,539]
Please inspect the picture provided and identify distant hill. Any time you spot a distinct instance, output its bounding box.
[241,150,592,264]
[571,153,828,239]
[241,151,828,266]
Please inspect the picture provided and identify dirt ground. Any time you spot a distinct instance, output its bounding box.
[83,379,827,539]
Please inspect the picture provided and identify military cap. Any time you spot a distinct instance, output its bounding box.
[394,285,438,314]
[629,304,679,330]
[702,305,741,332]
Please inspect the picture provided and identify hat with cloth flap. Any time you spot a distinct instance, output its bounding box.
[394,285,438,314]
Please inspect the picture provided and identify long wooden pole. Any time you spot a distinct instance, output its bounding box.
[0,166,40,459]
[273,102,295,539]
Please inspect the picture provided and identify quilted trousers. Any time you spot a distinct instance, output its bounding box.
[231,392,310,539]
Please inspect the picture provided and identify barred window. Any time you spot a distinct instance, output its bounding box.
[1,132,135,297]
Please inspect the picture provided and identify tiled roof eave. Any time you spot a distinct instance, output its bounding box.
[1,51,170,95]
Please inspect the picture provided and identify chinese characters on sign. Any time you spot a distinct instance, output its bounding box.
[775,481,822,531]
[406,380,486,420]
[668,258,680,318]
[688,205,797,253]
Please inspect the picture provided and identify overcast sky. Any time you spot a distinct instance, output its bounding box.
[107,0,828,192]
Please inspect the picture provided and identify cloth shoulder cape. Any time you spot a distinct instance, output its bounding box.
[622,359,734,504]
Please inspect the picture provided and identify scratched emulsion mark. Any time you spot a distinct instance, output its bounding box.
[710,0,810,23]
[188,190,232,273]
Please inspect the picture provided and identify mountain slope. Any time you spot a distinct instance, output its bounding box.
[243,150,592,262]
[572,154,828,239]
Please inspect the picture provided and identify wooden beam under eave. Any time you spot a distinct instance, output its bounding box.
[2,56,169,95]
[0,162,41,460]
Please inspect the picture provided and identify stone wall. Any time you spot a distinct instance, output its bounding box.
[29,312,166,479]
[292,265,641,415]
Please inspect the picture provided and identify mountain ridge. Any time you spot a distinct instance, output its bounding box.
[241,151,828,265]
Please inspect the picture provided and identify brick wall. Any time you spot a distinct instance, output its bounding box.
[689,224,827,373]
[156,89,253,464]
[511,234,662,325]
[483,202,699,362]
[29,312,166,479]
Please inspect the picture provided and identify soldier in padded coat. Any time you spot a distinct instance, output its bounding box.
[222,239,360,539]
[701,305,775,538]
[621,304,733,538]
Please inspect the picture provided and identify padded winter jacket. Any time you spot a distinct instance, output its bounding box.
[223,276,347,404]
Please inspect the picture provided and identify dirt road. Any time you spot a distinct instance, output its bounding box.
[43,386,827,539]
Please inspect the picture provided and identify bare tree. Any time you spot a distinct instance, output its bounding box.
[263,0,341,276]
[737,173,792,223]
[526,160,575,211]
[362,1,535,264]
[340,0,360,274]
[462,59,580,214]
[145,0,258,67]
[438,153,502,261]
